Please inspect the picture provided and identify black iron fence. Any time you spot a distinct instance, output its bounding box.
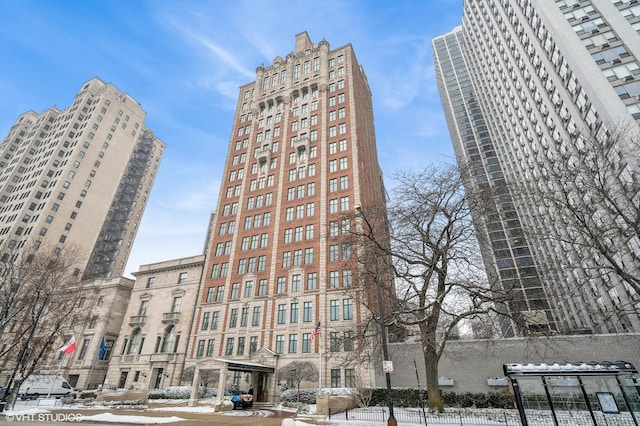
[329,407,522,425]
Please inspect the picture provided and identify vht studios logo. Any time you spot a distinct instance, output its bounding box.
[5,413,84,422]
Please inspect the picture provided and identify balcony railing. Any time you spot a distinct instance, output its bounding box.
[150,353,176,362]
[129,315,146,327]
[162,312,181,324]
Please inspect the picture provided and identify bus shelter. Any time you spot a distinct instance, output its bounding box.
[504,361,640,426]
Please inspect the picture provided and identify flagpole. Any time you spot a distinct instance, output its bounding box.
[318,322,322,389]
[48,354,66,398]
[85,336,105,391]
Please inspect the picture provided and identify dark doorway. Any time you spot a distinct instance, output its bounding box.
[67,374,79,388]
[256,372,268,402]
[152,368,164,389]
[118,371,128,388]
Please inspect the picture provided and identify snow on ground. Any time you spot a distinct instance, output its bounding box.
[80,413,185,424]
[147,405,216,413]
[1,399,516,426]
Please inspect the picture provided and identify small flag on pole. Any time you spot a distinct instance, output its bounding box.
[98,336,106,360]
[310,321,321,342]
[58,336,76,354]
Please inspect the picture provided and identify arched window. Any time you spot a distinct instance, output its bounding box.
[161,325,177,353]
[128,328,142,354]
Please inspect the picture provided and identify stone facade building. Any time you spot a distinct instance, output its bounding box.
[0,78,164,387]
[104,255,205,391]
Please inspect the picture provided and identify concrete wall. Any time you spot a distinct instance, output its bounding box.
[376,334,640,393]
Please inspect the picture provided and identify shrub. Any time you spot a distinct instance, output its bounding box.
[350,388,513,409]
[278,387,512,410]
[79,392,97,399]
[148,386,216,400]
[280,388,323,404]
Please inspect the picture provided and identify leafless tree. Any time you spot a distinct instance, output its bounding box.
[277,361,318,402]
[521,124,640,332]
[0,244,89,409]
[350,165,511,412]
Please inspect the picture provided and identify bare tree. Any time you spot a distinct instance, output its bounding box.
[277,361,318,402]
[0,244,88,409]
[181,366,219,395]
[351,165,510,412]
[521,124,640,332]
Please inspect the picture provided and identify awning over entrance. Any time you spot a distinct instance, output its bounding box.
[214,358,275,374]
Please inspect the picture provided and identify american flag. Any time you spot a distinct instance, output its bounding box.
[310,321,321,341]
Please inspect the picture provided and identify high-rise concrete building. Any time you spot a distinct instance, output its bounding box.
[0,77,164,278]
[434,0,640,335]
[187,32,387,401]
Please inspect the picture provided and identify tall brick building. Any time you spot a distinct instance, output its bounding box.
[187,32,387,401]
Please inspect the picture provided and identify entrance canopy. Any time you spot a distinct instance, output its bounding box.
[214,358,275,374]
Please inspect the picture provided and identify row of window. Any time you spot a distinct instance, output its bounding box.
[286,183,316,201]
[196,330,355,359]
[144,272,188,288]
[205,269,353,301]
[258,55,345,92]
[282,248,315,267]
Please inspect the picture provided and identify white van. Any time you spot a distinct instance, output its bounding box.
[18,375,73,399]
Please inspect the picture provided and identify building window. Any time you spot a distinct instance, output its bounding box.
[206,339,215,357]
[161,325,177,353]
[244,280,253,298]
[128,328,142,355]
[229,308,238,327]
[212,311,219,329]
[258,279,267,296]
[344,331,355,352]
[303,301,313,322]
[178,272,187,284]
[331,369,341,387]
[78,338,90,360]
[343,270,352,287]
[330,300,339,320]
[252,306,261,326]
[241,307,249,327]
[278,304,287,324]
[196,340,205,357]
[290,302,299,323]
[288,334,297,353]
[225,338,234,356]
[171,297,182,313]
[216,286,225,302]
[329,245,339,262]
[237,337,245,356]
[231,283,240,299]
[201,312,210,330]
[302,333,311,353]
[343,299,353,320]
[307,272,317,290]
[249,336,258,354]
[345,369,356,387]
[330,332,340,352]
[275,335,284,354]
[277,277,286,293]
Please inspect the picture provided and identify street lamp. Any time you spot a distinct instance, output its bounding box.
[355,204,397,426]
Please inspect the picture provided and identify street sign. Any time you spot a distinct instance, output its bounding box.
[383,360,394,374]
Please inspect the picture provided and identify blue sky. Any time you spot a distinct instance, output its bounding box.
[0,0,462,277]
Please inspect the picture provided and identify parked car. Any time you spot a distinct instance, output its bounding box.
[239,391,253,408]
